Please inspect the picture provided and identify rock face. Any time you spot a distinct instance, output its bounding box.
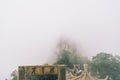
[66,64,108,80]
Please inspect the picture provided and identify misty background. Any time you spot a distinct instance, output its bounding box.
[0,0,120,80]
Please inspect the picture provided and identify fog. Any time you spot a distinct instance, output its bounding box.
[0,0,120,79]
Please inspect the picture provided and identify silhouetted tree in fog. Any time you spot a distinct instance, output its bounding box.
[54,38,89,68]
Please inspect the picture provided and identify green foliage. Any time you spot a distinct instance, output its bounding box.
[12,76,17,80]
[54,38,89,69]
[89,52,120,80]
[55,50,81,68]
[55,50,72,67]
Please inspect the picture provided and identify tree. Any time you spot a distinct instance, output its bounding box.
[89,52,120,80]
[11,70,18,80]
[54,38,89,69]
[12,76,17,80]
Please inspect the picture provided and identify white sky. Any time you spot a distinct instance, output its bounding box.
[0,0,120,79]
